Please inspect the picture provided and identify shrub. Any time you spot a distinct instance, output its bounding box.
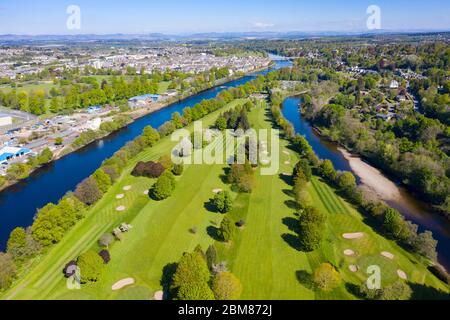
[336,171,357,196]
[172,164,184,176]
[171,251,212,299]
[98,233,114,248]
[92,168,112,193]
[237,174,255,193]
[236,220,246,228]
[313,263,341,291]
[218,216,234,242]
[0,253,16,290]
[428,265,450,285]
[206,245,218,271]
[177,281,215,300]
[359,281,412,300]
[319,159,337,182]
[151,171,176,200]
[142,125,160,146]
[132,161,165,178]
[298,207,326,252]
[293,159,312,181]
[74,177,102,205]
[158,155,174,170]
[77,250,104,283]
[99,250,111,264]
[101,165,119,182]
[212,272,243,300]
[212,191,233,213]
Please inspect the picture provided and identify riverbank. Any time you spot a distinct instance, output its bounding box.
[0,64,272,194]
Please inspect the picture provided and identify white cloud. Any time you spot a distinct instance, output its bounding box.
[253,21,275,28]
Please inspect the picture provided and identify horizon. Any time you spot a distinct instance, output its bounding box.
[0,0,449,35]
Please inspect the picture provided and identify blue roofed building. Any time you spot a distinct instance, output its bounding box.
[0,146,32,165]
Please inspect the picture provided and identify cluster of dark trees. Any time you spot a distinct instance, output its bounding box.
[214,102,253,131]
[169,246,242,300]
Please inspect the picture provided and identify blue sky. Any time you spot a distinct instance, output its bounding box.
[0,0,449,34]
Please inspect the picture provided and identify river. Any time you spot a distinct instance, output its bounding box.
[281,96,450,271]
[0,57,292,250]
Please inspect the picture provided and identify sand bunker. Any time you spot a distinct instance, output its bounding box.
[344,249,355,256]
[143,190,149,195]
[282,172,291,176]
[349,265,359,273]
[116,206,126,212]
[284,161,291,165]
[116,194,124,199]
[343,232,364,239]
[123,185,132,191]
[283,150,290,155]
[212,189,223,194]
[154,291,164,300]
[397,270,408,280]
[381,251,395,260]
[112,278,135,291]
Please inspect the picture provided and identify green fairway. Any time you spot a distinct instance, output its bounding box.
[3,100,448,300]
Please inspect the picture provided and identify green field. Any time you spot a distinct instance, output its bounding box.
[0,81,56,95]
[3,100,448,300]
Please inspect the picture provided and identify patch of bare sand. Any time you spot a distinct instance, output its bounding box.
[344,249,355,256]
[343,232,364,239]
[397,270,408,280]
[338,148,401,201]
[381,251,395,260]
[112,278,135,291]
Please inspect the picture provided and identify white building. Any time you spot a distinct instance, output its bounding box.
[83,118,102,131]
[389,80,399,89]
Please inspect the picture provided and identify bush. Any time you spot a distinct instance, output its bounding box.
[359,281,412,300]
[293,159,312,181]
[92,168,112,193]
[336,171,357,196]
[99,250,111,264]
[237,174,255,193]
[132,161,166,178]
[313,263,341,291]
[298,207,326,252]
[172,251,212,300]
[428,265,450,285]
[151,171,176,200]
[98,233,114,248]
[172,163,184,176]
[158,155,174,170]
[74,177,102,205]
[101,165,119,182]
[236,220,246,228]
[77,250,104,283]
[0,253,16,290]
[206,245,218,271]
[218,216,234,243]
[212,272,243,300]
[212,191,233,213]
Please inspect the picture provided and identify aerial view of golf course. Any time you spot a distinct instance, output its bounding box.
[0,2,449,313]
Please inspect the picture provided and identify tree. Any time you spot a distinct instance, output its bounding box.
[293,159,312,181]
[218,216,234,243]
[98,233,114,248]
[77,250,104,283]
[158,155,173,170]
[212,272,243,300]
[206,245,218,271]
[92,168,112,194]
[215,117,227,130]
[172,163,184,176]
[313,263,341,291]
[151,171,176,200]
[172,250,213,300]
[411,231,438,261]
[36,148,53,165]
[319,160,337,182]
[298,207,326,252]
[7,227,27,254]
[177,281,215,300]
[0,253,16,290]
[54,137,63,146]
[212,191,233,213]
[99,250,111,264]
[74,177,102,205]
[336,171,357,196]
[142,125,160,146]
[132,161,165,178]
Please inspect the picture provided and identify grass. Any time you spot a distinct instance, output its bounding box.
[3,100,449,300]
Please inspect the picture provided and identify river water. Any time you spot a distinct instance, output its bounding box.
[281,96,450,271]
[0,58,291,250]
